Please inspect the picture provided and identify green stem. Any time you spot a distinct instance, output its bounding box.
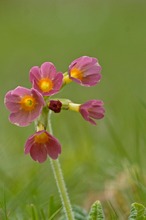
[48,111,75,220]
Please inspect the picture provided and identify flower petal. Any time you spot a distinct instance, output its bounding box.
[29,66,41,83]
[41,62,57,79]
[5,90,21,112]
[46,143,61,159]
[9,110,33,126]
[47,72,63,96]
[46,135,61,159]
[24,134,35,154]
[30,143,47,163]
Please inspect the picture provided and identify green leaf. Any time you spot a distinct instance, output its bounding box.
[73,205,88,220]
[48,195,56,218]
[49,207,62,220]
[30,204,39,220]
[128,203,146,220]
[88,200,105,220]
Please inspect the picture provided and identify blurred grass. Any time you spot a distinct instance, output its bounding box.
[0,0,146,219]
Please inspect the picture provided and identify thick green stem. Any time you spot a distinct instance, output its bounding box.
[48,111,75,220]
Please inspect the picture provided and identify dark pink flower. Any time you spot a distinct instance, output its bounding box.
[79,100,105,125]
[68,56,101,86]
[29,62,63,96]
[4,86,45,127]
[24,130,61,163]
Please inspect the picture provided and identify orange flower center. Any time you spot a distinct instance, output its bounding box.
[70,68,83,80]
[35,132,49,144]
[19,95,36,111]
[38,78,53,93]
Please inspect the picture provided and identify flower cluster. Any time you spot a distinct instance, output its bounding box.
[4,56,105,163]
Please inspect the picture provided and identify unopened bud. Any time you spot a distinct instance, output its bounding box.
[48,100,62,113]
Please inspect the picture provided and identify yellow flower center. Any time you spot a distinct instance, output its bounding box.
[38,78,53,93]
[35,132,49,144]
[70,68,83,80]
[20,95,36,111]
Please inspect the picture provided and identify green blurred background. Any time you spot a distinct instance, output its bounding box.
[0,0,146,219]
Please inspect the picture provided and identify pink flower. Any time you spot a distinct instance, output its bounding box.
[24,130,61,163]
[68,56,101,86]
[4,86,45,127]
[79,100,105,125]
[29,62,63,96]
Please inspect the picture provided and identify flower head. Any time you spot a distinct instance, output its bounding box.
[68,56,101,86]
[79,100,105,125]
[25,130,61,163]
[4,86,45,127]
[29,62,63,96]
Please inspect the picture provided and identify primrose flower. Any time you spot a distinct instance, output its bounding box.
[29,62,63,96]
[64,56,101,86]
[25,130,61,163]
[4,86,45,127]
[79,100,105,125]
